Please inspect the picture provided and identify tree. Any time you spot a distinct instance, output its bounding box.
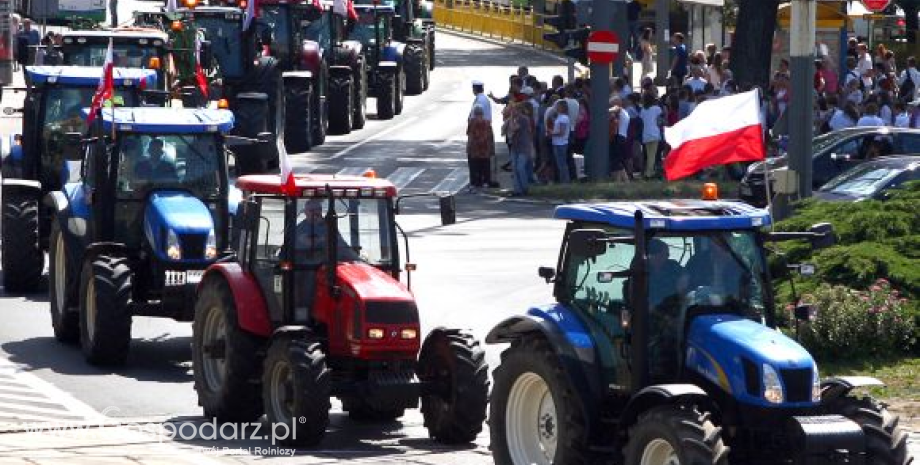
[896,0,920,43]
[730,0,784,89]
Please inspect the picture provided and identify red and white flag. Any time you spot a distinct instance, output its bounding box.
[333,0,358,21]
[195,34,209,99]
[279,146,297,195]
[86,39,114,127]
[663,90,766,181]
[165,0,177,13]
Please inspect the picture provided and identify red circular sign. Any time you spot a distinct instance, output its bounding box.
[587,30,619,65]
[861,0,891,12]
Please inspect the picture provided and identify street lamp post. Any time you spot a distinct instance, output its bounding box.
[586,0,614,180]
[788,0,816,198]
[654,0,668,85]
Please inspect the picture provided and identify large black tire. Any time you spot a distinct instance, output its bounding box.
[404,45,426,96]
[376,72,396,120]
[262,335,331,447]
[283,79,312,154]
[48,220,78,344]
[1,191,43,293]
[490,337,590,465]
[825,395,911,464]
[395,67,405,116]
[311,71,328,146]
[428,33,436,71]
[327,74,353,135]
[419,329,489,444]
[624,404,729,465]
[352,61,367,130]
[192,276,265,422]
[79,255,133,366]
[342,397,405,422]
[421,51,430,91]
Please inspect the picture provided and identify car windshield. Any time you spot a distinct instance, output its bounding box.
[116,134,223,199]
[63,42,161,68]
[819,163,908,196]
[812,131,847,155]
[291,197,394,266]
[195,14,245,78]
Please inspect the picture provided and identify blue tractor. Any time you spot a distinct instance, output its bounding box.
[349,3,416,119]
[46,107,240,366]
[1,66,158,293]
[487,194,912,464]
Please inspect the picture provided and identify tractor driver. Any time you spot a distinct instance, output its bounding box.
[647,238,688,383]
[134,137,178,183]
[293,199,361,263]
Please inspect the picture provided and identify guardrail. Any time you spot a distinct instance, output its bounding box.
[432,0,559,50]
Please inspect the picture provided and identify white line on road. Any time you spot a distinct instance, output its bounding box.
[0,360,102,421]
[331,116,420,160]
[387,167,426,190]
[337,167,373,176]
[430,168,469,194]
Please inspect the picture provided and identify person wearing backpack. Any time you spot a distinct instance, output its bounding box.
[898,56,920,102]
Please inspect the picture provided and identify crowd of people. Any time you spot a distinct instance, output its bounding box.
[11,17,65,73]
[467,34,920,196]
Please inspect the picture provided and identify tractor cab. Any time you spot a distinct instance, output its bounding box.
[46,107,237,365]
[349,3,395,48]
[59,30,169,89]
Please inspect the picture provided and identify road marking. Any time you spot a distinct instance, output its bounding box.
[336,167,373,176]
[330,116,420,160]
[387,167,426,190]
[0,360,103,425]
[430,168,469,195]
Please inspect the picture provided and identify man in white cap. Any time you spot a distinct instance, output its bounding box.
[470,80,492,122]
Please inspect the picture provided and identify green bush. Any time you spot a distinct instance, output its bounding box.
[795,281,916,361]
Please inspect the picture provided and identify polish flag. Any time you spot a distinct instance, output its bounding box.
[86,39,114,127]
[195,34,209,99]
[663,90,766,181]
[279,147,297,195]
[333,0,357,21]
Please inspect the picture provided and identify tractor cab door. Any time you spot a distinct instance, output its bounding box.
[249,196,287,325]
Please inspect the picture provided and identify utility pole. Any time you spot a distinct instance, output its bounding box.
[585,0,614,180]
[610,0,629,79]
[654,0,668,85]
[788,0,815,197]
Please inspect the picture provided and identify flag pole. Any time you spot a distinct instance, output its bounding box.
[757,88,775,230]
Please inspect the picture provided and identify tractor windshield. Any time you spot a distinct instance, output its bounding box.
[259,6,292,62]
[292,197,395,267]
[63,42,162,69]
[349,13,386,46]
[301,13,332,51]
[115,134,223,200]
[195,15,246,79]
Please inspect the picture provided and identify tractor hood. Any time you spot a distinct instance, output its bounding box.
[337,262,413,302]
[685,314,818,408]
[144,191,215,263]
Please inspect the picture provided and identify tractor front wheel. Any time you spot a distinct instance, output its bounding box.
[490,337,589,465]
[328,75,354,135]
[376,72,396,120]
[1,191,43,293]
[79,255,133,366]
[624,404,729,465]
[395,67,405,116]
[262,336,331,447]
[825,395,911,464]
[193,277,265,422]
[49,220,78,344]
[418,329,489,444]
[283,77,312,154]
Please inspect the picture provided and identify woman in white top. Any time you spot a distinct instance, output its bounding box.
[707,53,723,88]
[638,93,663,179]
[640,28,653,79]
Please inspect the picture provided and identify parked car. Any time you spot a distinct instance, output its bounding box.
[739,127,920,206]
[814,155,920,202]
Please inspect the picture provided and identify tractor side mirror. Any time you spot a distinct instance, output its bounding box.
[808,222,835,250]
[538,266,555,283]
[439,195,456,226]
[63,132,84,161]
[568,229,608,259]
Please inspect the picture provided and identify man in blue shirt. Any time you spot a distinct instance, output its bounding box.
[669,32,688,86]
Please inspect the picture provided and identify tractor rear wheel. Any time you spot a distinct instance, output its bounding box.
[376,72,396,120]
[193,277,265,423]
[395,68,405,115]
[490,337,589,465]
[825,395,911,464]
[1,191,43,293]
[328,74,353,135]
[624,404,729,465]
[79,255,132,366]
[404,45,425,96]
[283,78,312,154]
[419,329,489,444]
[262,336,331,447]
[49,220,78,344]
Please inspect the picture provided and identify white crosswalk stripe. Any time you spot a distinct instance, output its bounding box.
[430,168,470,194]
[387,167,426,190]
[0,360,102,426]
[305,166,470,195]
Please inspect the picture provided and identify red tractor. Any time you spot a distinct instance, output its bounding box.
[191,174,488,446]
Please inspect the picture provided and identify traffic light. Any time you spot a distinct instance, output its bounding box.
[563,27,589,65]
[543,0,577,48]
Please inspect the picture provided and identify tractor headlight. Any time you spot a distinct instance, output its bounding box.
[762,364,785,404]
[367,328,384,340]
[167,229,182,260]
[205,230,217,259]
[812,365,822,402]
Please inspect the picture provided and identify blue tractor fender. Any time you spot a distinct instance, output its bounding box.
[143,191,215,264]
[618,384,713,432]
[820,376,885,403]
[382,43,405,63]
[486,305,607,441]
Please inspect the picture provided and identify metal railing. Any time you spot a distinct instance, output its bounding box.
[432,0,562,51]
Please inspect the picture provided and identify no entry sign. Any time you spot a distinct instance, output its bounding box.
[861,0,891,12]
[587,30,619,65]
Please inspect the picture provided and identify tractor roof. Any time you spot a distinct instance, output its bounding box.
[237,174,398,197]
[61,29,168,41]
[350,3,396,14]
[555,200,772,231]
[26,66,157,87]
[87,108,235,134]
